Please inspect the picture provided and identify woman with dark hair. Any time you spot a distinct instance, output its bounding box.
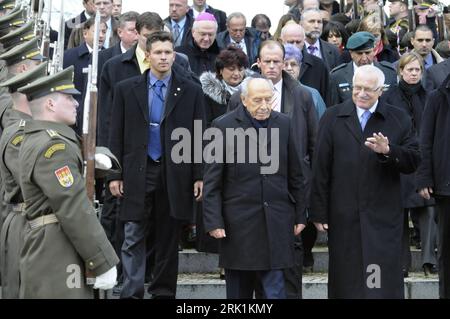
[321,21,349,53]
[197,46,253,262]
[273,13,300,41]
[382,52,437,277]
[200,45,253,126]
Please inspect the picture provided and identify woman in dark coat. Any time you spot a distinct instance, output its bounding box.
[382,52,437,276]
[197,46,252,254]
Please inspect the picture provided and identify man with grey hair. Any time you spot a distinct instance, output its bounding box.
[175,12,220,76]
[280,23,330,104]
[216,12,259,64]
[311,64,420,298]
[203,77,307,299]
[300,8,340,70]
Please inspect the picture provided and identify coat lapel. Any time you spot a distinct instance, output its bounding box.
[162,71,184,123]
[282,72,294,115]
[132,74,149,121]
[339,101,363,144]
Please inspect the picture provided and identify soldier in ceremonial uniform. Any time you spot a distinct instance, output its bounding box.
[329,32,397,106]
[0,0,16,17]
[0,62,48,298]
[17,66,119,298]
[386,0,411,53]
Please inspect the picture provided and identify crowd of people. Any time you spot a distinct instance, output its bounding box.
[0,0,450,299]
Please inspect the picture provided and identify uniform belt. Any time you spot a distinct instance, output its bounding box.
[12,203,26,212]
[29,214,59,230]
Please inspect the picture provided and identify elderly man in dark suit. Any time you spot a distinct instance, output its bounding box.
[300,8,340,70]
[279,22,330,105]
[108,31,205,299]
[63,17,107,135]
[329,32,397,106]
[311,64,420,298]
[203,77,307,299]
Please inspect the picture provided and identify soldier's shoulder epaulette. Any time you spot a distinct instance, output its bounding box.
[18,119,26,128]
[11,134,24,146]
[46,129,60,138]
[330,63,347,74]
[379,61,396,71]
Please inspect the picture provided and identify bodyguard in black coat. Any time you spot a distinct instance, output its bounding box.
[299,49,330,105]
[203,78,307,298]
[310,65,420,298]
[107,32,206,298]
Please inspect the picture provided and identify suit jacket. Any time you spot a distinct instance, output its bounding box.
[203,105,307,270]
[216,28,259,65]
[188,5,227,33]
[318,39,341,71]
[423,58,450,91]
[64,11,88,49]
[63,42,92,134]
[97,44,198,146]
[67,17,119,50]
[98,41,123,81]
[329,61,398,106]
[107,69,206,221]
[227,71,318,203]
[164,15,194,48]
[299,49,330,106]
[310,99,419,298]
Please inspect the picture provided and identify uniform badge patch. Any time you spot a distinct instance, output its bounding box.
[11,135,24,146]
[45,143,66,158]
[54,166,74,188]
[46,129,59,138]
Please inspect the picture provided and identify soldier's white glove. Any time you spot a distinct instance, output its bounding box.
[93,266,117,290]
[94,153,112,170]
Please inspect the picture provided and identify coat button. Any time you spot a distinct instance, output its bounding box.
[264,202,269,207]
[89,262,94,267]
[139,166,143,171]
[395,158,400,163]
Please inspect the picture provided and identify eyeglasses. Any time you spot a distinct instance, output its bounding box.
[352,85,381,94]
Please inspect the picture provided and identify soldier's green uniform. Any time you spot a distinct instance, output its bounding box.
[329,32,398,106]
[17,67,119,298]
[0,62,47,298]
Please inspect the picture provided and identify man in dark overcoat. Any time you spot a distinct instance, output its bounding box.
[310,64,420,298]
[203,77,307,299]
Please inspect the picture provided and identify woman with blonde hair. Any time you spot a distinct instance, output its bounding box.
[383,52,437,277]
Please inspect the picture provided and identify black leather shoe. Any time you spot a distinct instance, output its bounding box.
[423,263,438,276]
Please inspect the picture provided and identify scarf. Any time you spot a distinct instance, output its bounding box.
[222,79,241,96]
[398,79,422,99]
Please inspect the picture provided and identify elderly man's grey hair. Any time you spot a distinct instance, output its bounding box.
[280,23,306,40]
[300,8,322,21]
[226,12,247,25]
[192,19,218,31]
[352,65,385,89]
[241,77,274,98]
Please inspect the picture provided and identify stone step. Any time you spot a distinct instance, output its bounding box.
[106,272,439,299]
[178,247,431,274]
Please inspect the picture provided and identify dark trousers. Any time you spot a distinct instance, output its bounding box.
[225,269,286,299]
[120,159,180,299]
[436,197,450,298]
[301,221,317,267]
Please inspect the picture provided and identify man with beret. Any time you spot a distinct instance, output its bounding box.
[17,66,119,298]
[329,31,397,106]
[0,62,47,298]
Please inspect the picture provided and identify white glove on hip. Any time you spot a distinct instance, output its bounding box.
[94,153,113,170]
[93,266,117,290]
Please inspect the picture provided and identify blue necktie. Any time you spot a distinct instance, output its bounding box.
[360,110,372,131]
[173,23,181,47]
[148,80,164,161]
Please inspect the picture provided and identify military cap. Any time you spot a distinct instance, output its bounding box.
[18,66,81,101]
[0,8,26,31]
[0,61,47,93]
[0,38,44,66]
[0,20,34,50]
[0,0,16,11]
[346,31,376,51]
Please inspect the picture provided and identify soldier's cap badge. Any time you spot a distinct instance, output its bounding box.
[54,165,74,188]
